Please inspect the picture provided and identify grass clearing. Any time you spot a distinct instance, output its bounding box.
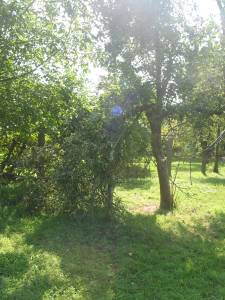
[0,162,225,299]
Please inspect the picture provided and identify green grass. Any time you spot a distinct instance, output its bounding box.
[0,162,225,299]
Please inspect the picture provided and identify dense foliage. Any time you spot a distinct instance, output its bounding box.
[0,0,224,216]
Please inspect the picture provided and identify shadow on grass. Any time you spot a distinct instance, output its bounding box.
[0,205,38,234]
[111,212,225,299]
[1,209,225,299]
[0,252,28,277]
[197,177,225,186]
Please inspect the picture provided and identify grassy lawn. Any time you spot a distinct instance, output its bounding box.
[0,162,225,299]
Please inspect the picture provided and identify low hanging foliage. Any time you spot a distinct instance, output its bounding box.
[55,105,151,215]
[55,108,120,214]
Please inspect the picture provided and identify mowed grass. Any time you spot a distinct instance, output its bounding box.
[0,162,225,299]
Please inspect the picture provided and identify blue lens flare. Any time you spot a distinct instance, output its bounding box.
[111,105,123,117]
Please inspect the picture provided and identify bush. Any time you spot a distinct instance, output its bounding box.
[55,109,114,214]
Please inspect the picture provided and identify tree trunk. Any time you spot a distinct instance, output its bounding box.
[148,114,173,210]
[189,160,192,185]
[105,146,115,219]
[107,183,113,215]
[166,133,174,177]
[201,141,209,175]
[201,155,207,175]
[213,126,221,173]
[156,155,173,210]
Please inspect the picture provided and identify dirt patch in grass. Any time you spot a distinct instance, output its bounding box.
[137,203,159,214]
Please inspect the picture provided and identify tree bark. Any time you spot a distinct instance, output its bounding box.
[201,156,207,175]
[189,160,192,185]
[213,126,221,173]
[166,133,174,177]
[107,183,113,215]
[147,113,173,210]
[201,140,209,175]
